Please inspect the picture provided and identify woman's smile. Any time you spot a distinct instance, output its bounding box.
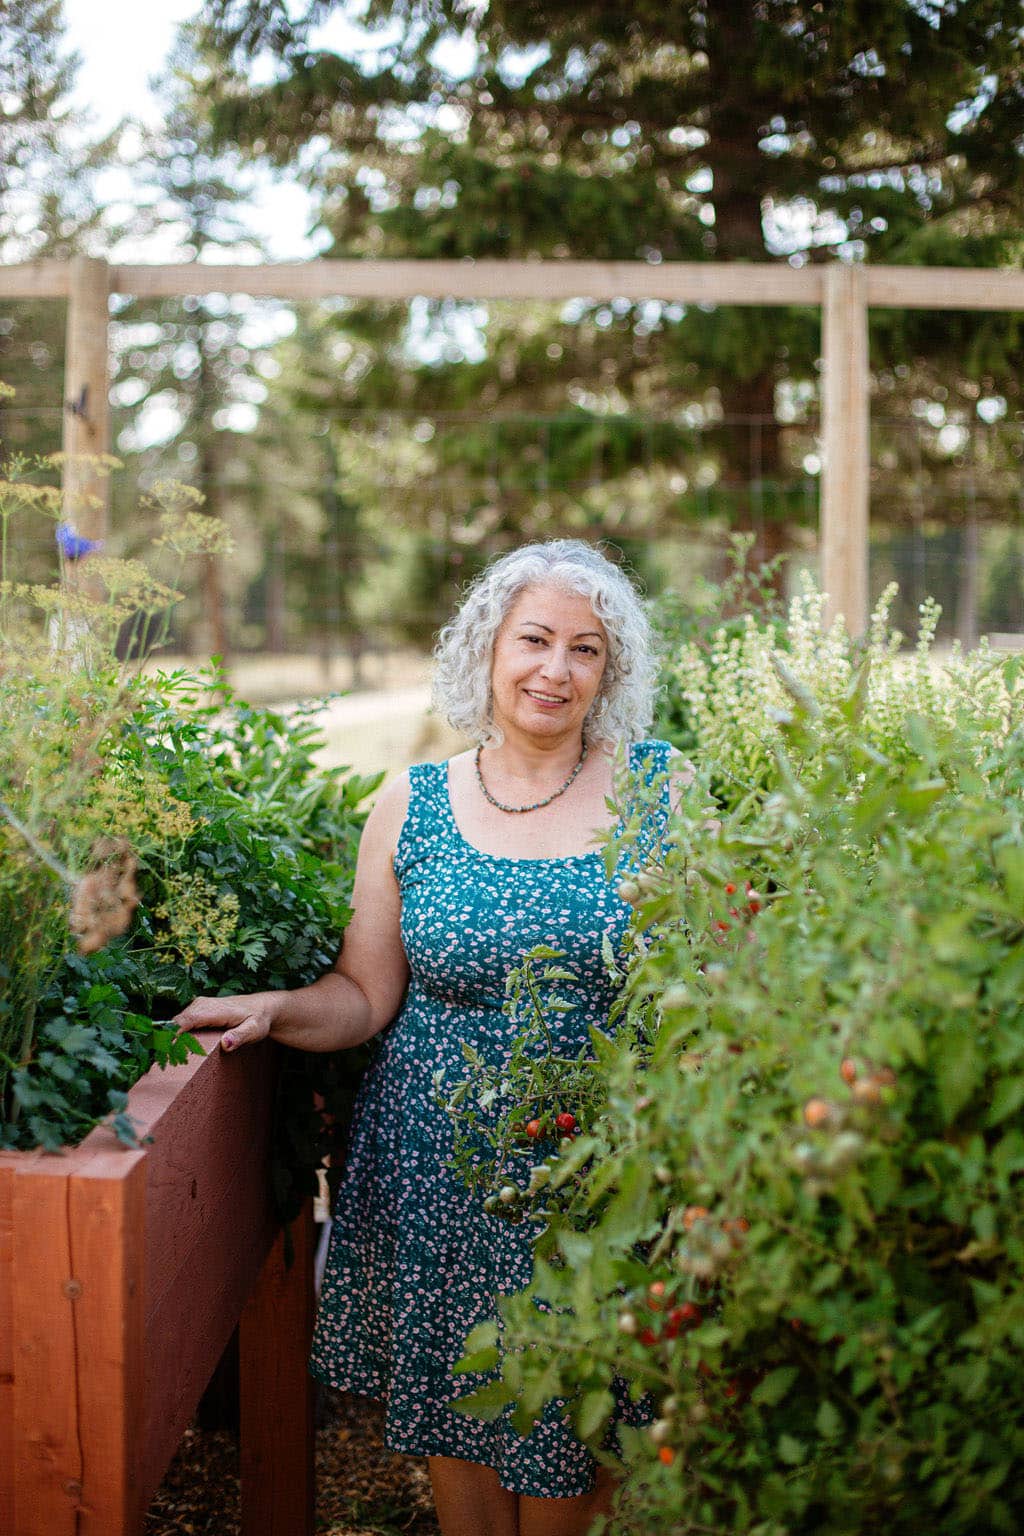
[489,582,608,745]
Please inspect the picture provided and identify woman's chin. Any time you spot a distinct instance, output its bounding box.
[520,710,580,739]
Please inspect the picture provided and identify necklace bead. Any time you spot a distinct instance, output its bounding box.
[475,739,589,814]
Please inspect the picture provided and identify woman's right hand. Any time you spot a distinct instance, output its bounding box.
[173,990,284,1053]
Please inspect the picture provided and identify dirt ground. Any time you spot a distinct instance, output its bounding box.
[146,649,465,781]
[145,1388,441,1536]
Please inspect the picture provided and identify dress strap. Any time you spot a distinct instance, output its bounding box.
[394,761,456,882]
[620,738,675,865]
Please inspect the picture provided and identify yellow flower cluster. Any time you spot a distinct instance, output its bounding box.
[153,872,240,969]
[68,765,196,854]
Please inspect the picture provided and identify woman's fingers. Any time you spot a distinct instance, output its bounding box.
[173,993,276,1051]
[173,997,239,1035]
[220,1015,271,1053]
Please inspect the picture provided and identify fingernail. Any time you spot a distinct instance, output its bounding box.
[222,1034,234,1051]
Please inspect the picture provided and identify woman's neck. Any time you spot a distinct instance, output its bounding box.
[484,729,585,784]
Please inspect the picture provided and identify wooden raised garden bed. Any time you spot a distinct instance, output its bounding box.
[0,1038,315,1536]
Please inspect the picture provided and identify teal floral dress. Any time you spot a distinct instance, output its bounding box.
[309,740,672,1495]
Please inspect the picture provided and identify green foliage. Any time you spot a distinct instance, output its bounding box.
[0,460,379,1191]
[3,664,380,1175]
[190,0,1024,570]
[651,533,788,754]
[443,599,1024,1533]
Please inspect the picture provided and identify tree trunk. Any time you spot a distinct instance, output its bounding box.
[194,333,230,659]
[702,4,792,588]
[264,525,286,652]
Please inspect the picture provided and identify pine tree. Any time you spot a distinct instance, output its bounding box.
[191,0,1024,579]
[0,0,113,494]
[109,32,289,657]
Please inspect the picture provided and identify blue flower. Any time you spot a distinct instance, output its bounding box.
[55,522,103,561]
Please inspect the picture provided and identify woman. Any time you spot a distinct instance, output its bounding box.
[173,539,678,1536]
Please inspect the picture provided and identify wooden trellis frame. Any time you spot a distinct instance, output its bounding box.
[2,254,1024,633]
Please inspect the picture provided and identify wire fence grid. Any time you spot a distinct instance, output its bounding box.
[3,406,1023,669]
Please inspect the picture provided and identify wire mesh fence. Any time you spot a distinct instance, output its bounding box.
[3,400,1023,678]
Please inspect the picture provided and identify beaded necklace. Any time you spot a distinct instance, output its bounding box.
[474,739,589,814]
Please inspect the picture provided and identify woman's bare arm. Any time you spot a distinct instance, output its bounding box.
[172,772,412,1053]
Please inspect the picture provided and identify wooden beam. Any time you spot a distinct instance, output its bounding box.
[240,1202,316,1536]
[0,261,72,299]
[108,258,825,305]
[11,1160,82,1536]
[133,1041,278,1508]
[0,1154,35,1536]
[4,257,1024,310]
[61,255,112,543]
[865,265,1024,311]
[820,263,870,636]
[67,1151,148,1536]
[1,1038,280,1536]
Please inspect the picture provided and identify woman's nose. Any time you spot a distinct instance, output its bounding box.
[539,645,571,681]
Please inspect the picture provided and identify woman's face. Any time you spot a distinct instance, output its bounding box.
[489,582,608,745]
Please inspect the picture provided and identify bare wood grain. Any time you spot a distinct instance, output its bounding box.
[865,265,1024,311]
[821,264,870,635]
[69,1151,147,1536]
[0,261,72,298]
[62,256,112,545]
[107,258,824,305]
[1,1039,281,1534]
[135,1040,278,1509]
[240,1202,316,1536]
[0,1158,17,1535]
[11,1160,81,1536]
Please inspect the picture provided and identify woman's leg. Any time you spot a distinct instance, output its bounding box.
[517,1465,619,1536]
[427,1454,519,1536]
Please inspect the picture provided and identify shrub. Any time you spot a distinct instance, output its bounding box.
[1,454,379,1194]
[444,592,1024,1535]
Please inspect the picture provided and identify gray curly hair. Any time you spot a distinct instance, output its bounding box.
[432,539,657,746]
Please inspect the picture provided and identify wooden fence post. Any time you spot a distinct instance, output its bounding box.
[62,255,111,542]
[820,263,870,636]
[239,1200,316,1536]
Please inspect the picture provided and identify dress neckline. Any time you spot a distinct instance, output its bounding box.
[441,757,615,865]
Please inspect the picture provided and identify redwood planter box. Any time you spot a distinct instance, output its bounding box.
[0,1038,315,1536]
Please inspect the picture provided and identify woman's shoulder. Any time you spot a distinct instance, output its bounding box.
[362,769,413,845]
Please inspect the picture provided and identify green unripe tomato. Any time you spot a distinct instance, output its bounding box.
[498,1184,519,1205]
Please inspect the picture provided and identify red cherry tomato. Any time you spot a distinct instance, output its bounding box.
[525,1119,543,1139]
[555,1111,576,1133]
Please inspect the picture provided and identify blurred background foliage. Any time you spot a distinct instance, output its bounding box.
[2,0,1024,666]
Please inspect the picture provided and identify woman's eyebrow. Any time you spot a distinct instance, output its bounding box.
[518,621,605,640]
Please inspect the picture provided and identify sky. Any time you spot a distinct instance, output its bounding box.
[64,0,203,134]
[62,0,320,260]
